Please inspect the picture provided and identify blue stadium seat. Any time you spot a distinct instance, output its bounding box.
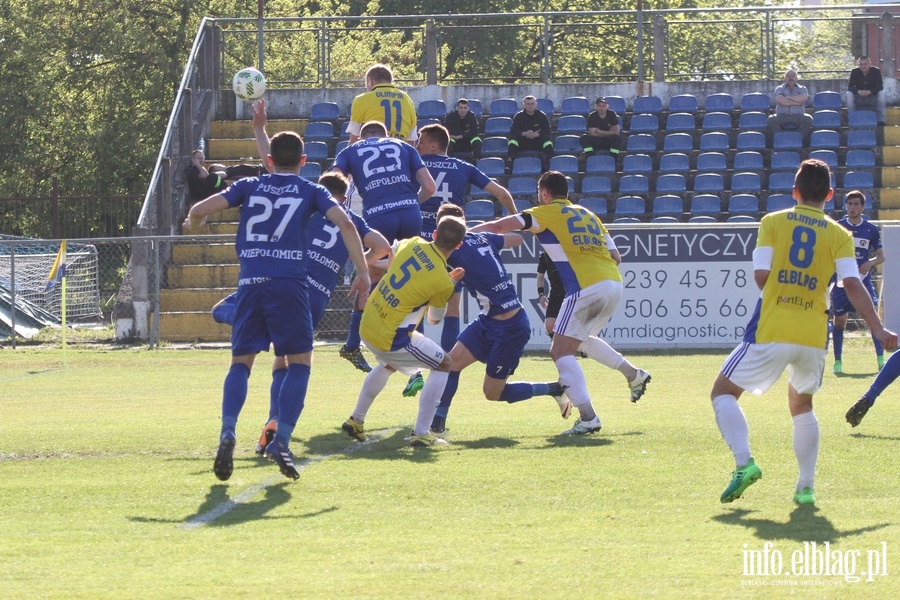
[846,149,876,168]
[696,152,726,172]
[339,121,352,139]
[705,93,735,113]
[849,110,878,129]
[626,134,657,153]
[465,199,495,220]
[560,96,590,116]
[766,194,795,211]
[580,175,613,196]
[629,113,660,132]
[728,194,759,214]
[566,176,576,195]
[466,99,484,118]
[511,156,543,176]
[740,93,771,112]
[633,96,663,114]
[656,174,687,194]
[847,129,877,148]
[614,217,641,223]
[615,196,646,216]
[334,140,349,156]
[623,153,653,174]
[812,110,841,129]
[556,115,586,134]
[653,195,684,215]
[507,176,538,197]
[773,131,802,150]
[481,136,509,157]
[669,94,699,114]
[690,194,722,214]
[310,101,341,121]
[554,135,581,154]
[727,214,757,223]
[514,198,532,212]
[578,197,608,215]
[694,173,724,193]
[605,96,627,115]
[699,132,730,152]
[484,116,512,136]
[417,118,441,130]
[813,91,842,111]
[767,172,795,192]
[305,141,329,162]
[843,171,875,190]
[734,151,764,171]
[549,154,580,176]
[585,154,617,174]
[666,112,696,132]
[476,157,506,178]
[770,151,800,171]
[659,153,689,173]
[736,131,766,151]
[731,172,761,193]
[702,112,732,131]
[652,216,680,223]
[489,98,519,118]
[663,132,694,152]
[808,149,838,168]
[300,162,322,181]
[738,111,768,131]
[619,175,649,195]
[810,129,840,150]
[689,215,718,223]
[304,121,334,141]
[418,100,447,120]
[537,98,555,115]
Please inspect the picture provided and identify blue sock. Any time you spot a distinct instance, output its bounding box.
[871,332,884,357]
[269,368,286,420]
[221,363,251,431]
[441,317,460,352]
[499,382,536,403]
[274,363,311,446]
[436,371,461,417]
[345,310,363,351]
[833,327,844,360]
[866,351,900,403]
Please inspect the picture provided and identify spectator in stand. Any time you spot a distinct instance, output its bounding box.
[767,69,813,145]
[508,95,554,169]
[184,149,263,202]
[847,56,886,126]
[445,99,482,161]
[579,97,622,156]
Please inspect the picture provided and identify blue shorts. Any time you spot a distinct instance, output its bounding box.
[457,309,531,380]
[366,207,423,243]
[831,277,878,317]
[215,289,327,332]
[231,279,314,356]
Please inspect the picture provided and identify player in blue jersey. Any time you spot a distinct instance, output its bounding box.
[331,120,437,373]
[830,190,886,374]
[428,204,569,434]
[184,117,370,482]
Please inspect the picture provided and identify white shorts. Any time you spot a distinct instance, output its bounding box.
[720,342,826,396]
[553,280,623,341]
[362,331,446,376]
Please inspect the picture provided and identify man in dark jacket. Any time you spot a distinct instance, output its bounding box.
[444,99,482,161]
[847,56,886,125]
[508,95,553,169]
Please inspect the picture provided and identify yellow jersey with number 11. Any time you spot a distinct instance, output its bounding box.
[348,84,418,141]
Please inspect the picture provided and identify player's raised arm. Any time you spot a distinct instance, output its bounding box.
[251,99,272,172]
[470,214,525,235]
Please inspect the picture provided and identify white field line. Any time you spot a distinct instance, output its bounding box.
[181,426,403,530]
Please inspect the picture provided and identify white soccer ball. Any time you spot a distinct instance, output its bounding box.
[232,67,266,102]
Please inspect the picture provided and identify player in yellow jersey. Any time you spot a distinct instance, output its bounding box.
[472,171,651,435]
[341,216,467,447]
[348,63,418,144]
[712,159,897,506]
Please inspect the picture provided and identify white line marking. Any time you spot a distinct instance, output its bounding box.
[181,426,403,530]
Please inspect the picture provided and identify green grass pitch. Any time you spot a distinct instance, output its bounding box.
[0,341,896,598]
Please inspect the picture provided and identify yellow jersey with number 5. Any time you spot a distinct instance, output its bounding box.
[360,237,455,351]
[744,204,854,347]
[522,199,621,293]
[349,84,418,141]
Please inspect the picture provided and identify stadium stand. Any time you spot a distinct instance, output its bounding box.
[697,152,726,173]
[560,96,590,116]
[489,98,519,118]
[585,154,617,174]
[659,153,689,173]
[669,94,699,114]
[310,101,341,121]
[623,154,653,174]
[417,100,448,120]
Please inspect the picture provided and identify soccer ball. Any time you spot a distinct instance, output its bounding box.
[232,67,266,102]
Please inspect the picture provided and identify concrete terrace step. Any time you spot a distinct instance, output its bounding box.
[166,264,239,289]
[160,288,234,312]
[210,119,307,139]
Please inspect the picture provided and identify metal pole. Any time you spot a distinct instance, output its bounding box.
[637,0,644,95]
[10,243,15,349]
[257,0,265,71]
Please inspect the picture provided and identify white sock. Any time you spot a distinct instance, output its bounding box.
[712,394,751,467]
[792,411,819,491]
[555,355,595,420]
[351,365,391,423]
[414,371,449,436]
[579,336,625,370]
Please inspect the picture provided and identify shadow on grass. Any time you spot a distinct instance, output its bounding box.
[542,435,614,448]
[450,436,520,450]
[303,428,443,464]
[833,372,875,380]
[712,505,890,542]
[849,432,900,442]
